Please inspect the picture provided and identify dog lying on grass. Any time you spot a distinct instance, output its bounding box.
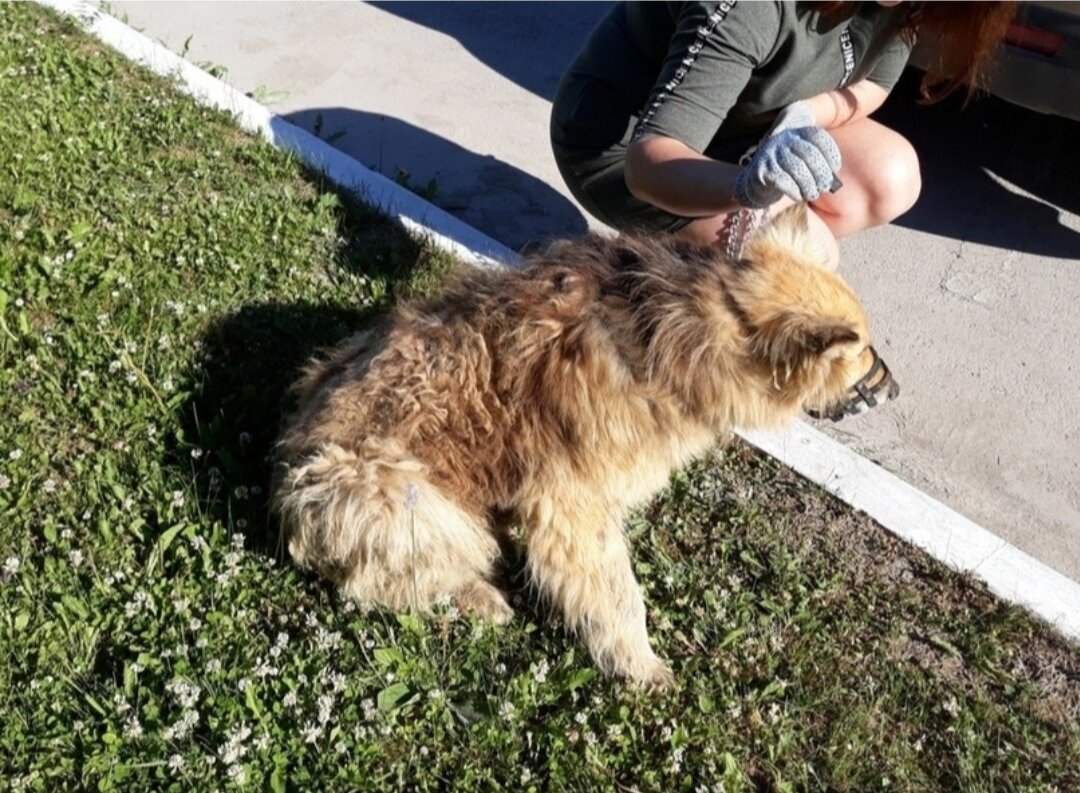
[272,205,897,688]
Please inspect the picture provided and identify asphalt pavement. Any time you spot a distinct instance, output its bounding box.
[112,1,1080,581]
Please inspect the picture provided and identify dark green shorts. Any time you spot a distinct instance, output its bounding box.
[550,76,758,234]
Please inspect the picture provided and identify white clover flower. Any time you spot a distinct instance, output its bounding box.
[172,597,190,614]
[317,694,334,725]
[68,549,83,567]
[329,672,346,693]
[123,715,144,740]
[188,617,202,632]
[0,475,10,491]
[190,447,203,460]
[335,741,347,755]
[165,709,200,741]
[283,691,298,708]
[521,768,533,784]
[3,556,20,577]
[166,679,201,709]
[113,693,131,715]
[43,478,57,494]
[60,527,73,540]
[314,627,342,651]
[206,658,222,674]
[532,659,549,684]
[300,722,323,744]
[226,764,245,784]
[167,754,184,772]
[125,590,151,618]
[9,449,23,461]
[171,491,185,508]
[573,711,587,725]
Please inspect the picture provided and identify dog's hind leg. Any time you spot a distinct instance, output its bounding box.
[521,490,673,690]
[275,440,506,618]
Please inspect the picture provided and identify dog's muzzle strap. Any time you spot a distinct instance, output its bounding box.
[807,346,898,422]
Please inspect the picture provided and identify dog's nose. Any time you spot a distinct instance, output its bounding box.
[887,378,900,401]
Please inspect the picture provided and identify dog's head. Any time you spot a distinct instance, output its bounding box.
[727,204,899,422]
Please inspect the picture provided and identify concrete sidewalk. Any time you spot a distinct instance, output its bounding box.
[113,1,1080,581]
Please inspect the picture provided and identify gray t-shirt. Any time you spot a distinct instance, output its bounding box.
[555,0,913,157]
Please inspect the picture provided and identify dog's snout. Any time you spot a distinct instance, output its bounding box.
[887,377,900,401]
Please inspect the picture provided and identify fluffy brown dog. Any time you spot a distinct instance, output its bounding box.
[273,205,895,688]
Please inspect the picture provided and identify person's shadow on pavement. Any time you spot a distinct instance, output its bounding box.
[877,69,1079,260]
[284,108,588,252]
[370,1,612,102]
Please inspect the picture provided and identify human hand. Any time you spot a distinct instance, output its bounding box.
[733,102,842,208]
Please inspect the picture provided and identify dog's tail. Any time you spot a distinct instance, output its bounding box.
[273,439,498,610]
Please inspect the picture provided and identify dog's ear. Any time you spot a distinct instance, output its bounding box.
[753,311,860,381]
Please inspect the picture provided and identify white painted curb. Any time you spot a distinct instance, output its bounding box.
[45,0,1080,642]
[743,424,1080,639]
[38,0,518,270]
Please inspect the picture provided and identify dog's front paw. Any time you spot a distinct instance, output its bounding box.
[612,651,676,692]
[637,659,676,693]
[454,580,515,625]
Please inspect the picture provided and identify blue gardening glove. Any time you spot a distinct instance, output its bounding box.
[733,101,842,208]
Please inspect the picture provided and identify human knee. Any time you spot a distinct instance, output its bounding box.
[869,140,921,223]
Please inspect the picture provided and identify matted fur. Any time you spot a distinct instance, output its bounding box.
[273,206,890,688]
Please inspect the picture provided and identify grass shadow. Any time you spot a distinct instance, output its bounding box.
[174,170,457,559]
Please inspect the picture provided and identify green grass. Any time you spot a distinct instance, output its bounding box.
[1,4,1078,791]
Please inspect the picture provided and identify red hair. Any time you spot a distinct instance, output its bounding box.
[815,1,1018,103]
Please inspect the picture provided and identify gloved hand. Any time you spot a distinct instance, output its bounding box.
[733,101,842,208]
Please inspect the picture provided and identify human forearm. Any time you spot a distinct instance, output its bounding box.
[801,80,890,129]
[624,136,744,217]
